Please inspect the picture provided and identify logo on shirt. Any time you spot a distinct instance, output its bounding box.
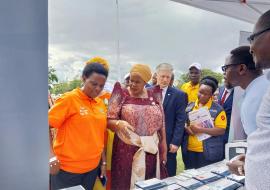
[99,108,105,114]
[80,107,89,116]
[103,98,109,107]
[221,115,225,121]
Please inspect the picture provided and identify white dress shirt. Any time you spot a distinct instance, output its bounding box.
[240,74,269,135]
[245,71,270,190]
[161,86,168,104]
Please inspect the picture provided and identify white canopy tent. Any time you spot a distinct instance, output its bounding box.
[171,0,270,24]
[171,0,270,141]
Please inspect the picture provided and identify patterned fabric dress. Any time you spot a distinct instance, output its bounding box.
[107,82,167,190]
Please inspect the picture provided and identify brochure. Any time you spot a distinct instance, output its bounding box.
[162,177,178,186]
[193,172,223,184]
[207,178,242,190]
[188,107,214,141]
[176,178,204,190]
[135,178,167,190]
[227,174,245,185]
[211,166,231,177]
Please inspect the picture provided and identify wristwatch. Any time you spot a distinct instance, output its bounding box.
[101,161,107,166]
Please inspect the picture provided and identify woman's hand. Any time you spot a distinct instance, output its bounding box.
[49,156,60,175]
[161,151,167,165]
[160,139,167,165]
[116,120,135,138]
[185,126,195,135]
[100,164,107,178]
[189,123,203,134]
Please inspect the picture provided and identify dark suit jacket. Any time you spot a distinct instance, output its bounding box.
[218,86,234,143]
[163,86,188,147]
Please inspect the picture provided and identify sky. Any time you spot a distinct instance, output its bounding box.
[48,0,253,83]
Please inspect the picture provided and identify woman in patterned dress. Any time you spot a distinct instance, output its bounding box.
[107,64,167,190]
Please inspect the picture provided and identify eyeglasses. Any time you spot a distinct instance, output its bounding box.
[221,63,240,72]
[247,26,270,44]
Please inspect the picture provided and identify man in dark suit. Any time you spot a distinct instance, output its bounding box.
[217,82,234,144]
[155,63,188,176]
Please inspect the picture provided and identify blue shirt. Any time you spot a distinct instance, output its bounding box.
[246,71,270,190]
[240,74,270,135]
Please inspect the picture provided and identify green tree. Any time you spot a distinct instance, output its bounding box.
[68,79,82,91]
[177,69,223,88]
[48,66,58,85]
[201,69,223,84]
[51,82,69,95]
[51,79,82,95]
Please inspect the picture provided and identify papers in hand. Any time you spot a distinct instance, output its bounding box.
[188,107,214,141]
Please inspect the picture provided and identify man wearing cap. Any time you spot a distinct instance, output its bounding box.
[155,63,188,177]
[181,63,202,103]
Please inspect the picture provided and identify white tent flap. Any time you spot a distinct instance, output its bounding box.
[171,0,270,24]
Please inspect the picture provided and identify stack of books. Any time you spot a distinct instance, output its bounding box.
[211,166,231,177]
[136,161,244,190]
[227,174,245,185]
[176,178,205,190]
[206,178,242,190]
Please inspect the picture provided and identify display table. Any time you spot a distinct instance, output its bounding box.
[135,160,245,190]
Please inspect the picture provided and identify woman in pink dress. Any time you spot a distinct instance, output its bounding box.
[107,64,167,190]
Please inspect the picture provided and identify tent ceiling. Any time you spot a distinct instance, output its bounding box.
[171,0,270,24]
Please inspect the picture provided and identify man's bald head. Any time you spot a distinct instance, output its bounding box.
[255,10,270,31]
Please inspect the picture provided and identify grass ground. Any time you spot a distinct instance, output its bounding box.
[176,148,185,174]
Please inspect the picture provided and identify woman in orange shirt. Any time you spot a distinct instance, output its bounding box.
[49,63,108,190]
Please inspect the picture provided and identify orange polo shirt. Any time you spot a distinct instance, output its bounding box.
[98,90,111,145]
[49,88,107,174]
[99,91,111,101]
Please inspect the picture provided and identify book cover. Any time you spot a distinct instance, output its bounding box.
[227,174,245,185]
[193,172,223,184]
[188,107,214,141]
[176,178,204,190]
[207,178,242,190]
[211,166,231,177]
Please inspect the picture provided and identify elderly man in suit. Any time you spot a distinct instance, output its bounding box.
[155,63,188,177]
